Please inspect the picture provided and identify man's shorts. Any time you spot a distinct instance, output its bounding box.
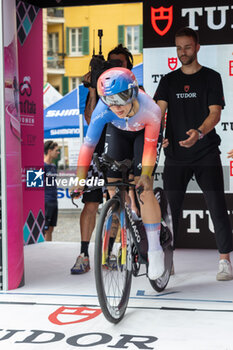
[44,201,58,230]
[82,160,104,204]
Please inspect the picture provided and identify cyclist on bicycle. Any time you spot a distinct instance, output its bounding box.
[75,67,164,280]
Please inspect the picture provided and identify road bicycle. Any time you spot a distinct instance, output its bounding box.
[91,154,174,323]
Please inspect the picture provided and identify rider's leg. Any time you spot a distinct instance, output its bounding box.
[107,178,123,242]
[135,176,164,280]
[44,226,54,241]
[80,201,100,256]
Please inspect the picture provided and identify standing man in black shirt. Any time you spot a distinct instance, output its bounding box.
[44,140,60,241]
[154,27,233,281]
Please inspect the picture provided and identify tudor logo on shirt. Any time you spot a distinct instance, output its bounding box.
[176,87,197,99]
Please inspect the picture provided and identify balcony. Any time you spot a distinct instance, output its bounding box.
[47,52,65,74]
[47,8,65,24]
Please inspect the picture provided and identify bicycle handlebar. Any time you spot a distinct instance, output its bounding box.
[71,154,144,208]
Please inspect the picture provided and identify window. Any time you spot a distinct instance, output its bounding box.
[48,32,59,54]
[70,28,82,55]
[118,25,143,54]
[71,77,81,90]
[126,26,139,53]
[66,27,89,56]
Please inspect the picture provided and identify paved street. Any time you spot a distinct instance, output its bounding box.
[52,209,98,242]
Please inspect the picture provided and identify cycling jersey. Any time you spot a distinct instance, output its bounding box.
[77,90,161,179]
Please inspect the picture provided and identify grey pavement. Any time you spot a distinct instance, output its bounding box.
[52,209,99,242]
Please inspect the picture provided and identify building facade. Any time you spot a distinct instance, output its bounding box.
[44,3,143,95]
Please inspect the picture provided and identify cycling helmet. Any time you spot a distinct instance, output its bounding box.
[97,67,138,106]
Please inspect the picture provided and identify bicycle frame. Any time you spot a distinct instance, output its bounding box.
[73,154,173,323]
[103,185,147,271]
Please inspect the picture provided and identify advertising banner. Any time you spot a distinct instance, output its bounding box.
[143,0,233,248]
[17,1,45,245]
[2,0,24,290]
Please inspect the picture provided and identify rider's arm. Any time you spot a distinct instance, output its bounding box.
[77,101,110,180]
[141,103,162,177]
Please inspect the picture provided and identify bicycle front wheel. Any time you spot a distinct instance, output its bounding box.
[94,198,132,323]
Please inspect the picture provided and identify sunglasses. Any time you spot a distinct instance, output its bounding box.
[100,88,133,107]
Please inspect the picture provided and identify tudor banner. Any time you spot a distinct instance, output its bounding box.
[143,0,233,249]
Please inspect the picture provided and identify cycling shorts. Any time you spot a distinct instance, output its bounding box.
[104,123,162,178]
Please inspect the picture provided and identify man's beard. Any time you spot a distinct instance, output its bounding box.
[179,52,196,66]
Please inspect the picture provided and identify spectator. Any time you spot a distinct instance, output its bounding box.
[154,27,233,281]
[70,44,134,274]
[44,140,60,241]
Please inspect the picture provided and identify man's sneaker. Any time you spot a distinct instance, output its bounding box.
[102,254,118,271]
[216,259,233,281]
[70,253,90,274]
[147,250,165,280]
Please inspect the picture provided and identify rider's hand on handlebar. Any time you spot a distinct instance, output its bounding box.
[136,174,152,191]
[69,184,84,199]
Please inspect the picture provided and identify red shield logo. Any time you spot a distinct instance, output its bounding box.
[184,85,190,92]
[48,306,102,325]
[151,6,173,36]
[168,57,177,71]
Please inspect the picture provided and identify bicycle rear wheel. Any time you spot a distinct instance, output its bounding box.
[94,198,132,323]
[149,188,174,292]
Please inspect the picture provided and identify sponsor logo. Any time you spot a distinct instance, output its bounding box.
[19,76,36,124]
[182,6,233,31]
[20,100,36,115]
[168,57,177,71]
[229,60,233,76]
[221,122,233,131]
[183,209,233,233]
[176,92,197,99]
[0,328,158,347]
[26,168,44,188]
[144,4,233,48]
[49,307,102,325]
[184,85,190,92]
[151,74,165,84]
[50,128,79,136]
[45,109,79,117]
[151,6,173,36]
[230,161,233,177]
[19,76,32,97]
[125,204,141,244]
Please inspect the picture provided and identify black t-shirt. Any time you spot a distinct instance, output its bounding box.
[44,162,57,202]
[154,66,224,162]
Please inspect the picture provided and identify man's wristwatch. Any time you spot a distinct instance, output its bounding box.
[197,129,204,140]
